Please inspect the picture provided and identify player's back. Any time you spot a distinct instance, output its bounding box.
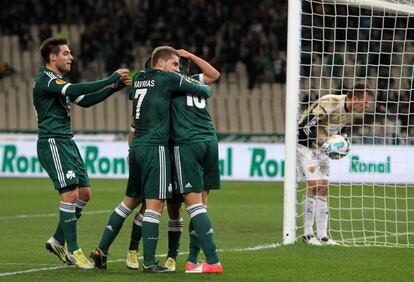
[171,74,217,145]
[130,68,175,146]
[33,66,73,138]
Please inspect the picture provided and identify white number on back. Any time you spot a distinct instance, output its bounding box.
[186,94,206,109]
[134,88,147,119]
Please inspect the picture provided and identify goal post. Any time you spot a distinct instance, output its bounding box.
[284,0,414,247]
[283,0,301,245]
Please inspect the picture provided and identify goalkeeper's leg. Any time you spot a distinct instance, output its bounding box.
[314,181,337,244]
[302,191,316,236]
[302,182,321,245]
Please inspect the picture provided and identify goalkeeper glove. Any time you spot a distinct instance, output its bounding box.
[320,142,335,154]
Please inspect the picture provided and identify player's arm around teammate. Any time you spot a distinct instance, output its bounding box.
[33,37,129,269]
[163,49,221,272]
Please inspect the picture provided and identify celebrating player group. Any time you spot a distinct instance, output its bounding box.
[33,38,222,274]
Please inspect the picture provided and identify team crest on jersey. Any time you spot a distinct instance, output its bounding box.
[55,79,66,85]
[66,170,76,180]
[308,166,317,174]
[184,76,197,84]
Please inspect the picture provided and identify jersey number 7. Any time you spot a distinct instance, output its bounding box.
[134,88,147,119]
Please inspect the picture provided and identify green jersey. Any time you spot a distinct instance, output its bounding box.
[130,68,212,146]
[171,73,217,145]
[33,66,120,138]
[33,66,73,138]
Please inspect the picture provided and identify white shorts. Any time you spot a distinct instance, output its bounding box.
[297,144,330,182]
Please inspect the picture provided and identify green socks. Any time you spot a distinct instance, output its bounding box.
[98,202,131,253]
[186,203,219,265]
[129,212,144,251]
[53,199,86,244]
[167,218,184,259]
[187,218,201,264]
[59,202,79,252]
[142,210,161,267]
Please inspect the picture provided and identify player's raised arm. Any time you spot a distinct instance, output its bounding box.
[56,69,129,98]
[70,76,131,108]
[168,72,212,98]
[177,49,220,84]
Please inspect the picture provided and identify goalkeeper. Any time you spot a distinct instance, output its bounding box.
[297,83,373,245]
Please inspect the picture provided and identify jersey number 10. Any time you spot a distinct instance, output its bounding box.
[186,94,206,109]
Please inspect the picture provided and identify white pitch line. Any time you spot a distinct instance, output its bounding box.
[0,265,68,277]
[0,243,281,277]
[0,210,113,220]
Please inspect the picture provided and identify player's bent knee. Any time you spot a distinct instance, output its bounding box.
[122,196,142,210]
[60,188,79,203]
[183,192,202,207]
[145,199,164,213]
[78,187,92,202]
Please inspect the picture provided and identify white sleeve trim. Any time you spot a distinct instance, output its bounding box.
[199,73,205,85]
[74,95,85,104]
[130,127,136,132]
[179,74,184,86]
[61,83,72,95]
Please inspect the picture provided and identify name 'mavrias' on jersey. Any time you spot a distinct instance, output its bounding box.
[298,94,353,147]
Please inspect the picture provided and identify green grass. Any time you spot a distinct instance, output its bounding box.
[0,178,413,281]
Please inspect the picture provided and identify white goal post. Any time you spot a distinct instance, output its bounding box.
[284,0,414,246]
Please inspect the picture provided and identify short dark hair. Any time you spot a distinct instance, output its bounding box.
[151,46,179,67]
[40,37,68,63]
[347,83,374,99]
[180,57,191,74]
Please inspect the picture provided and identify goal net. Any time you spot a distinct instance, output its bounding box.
[284,0,414,247]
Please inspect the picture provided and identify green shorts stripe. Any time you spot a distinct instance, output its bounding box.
[127,144,172,200]
[48,138,67,188]
[37,138,90,191]
[172,142,221,194]
[159,145,166,199]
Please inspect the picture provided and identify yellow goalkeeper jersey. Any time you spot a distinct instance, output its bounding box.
[298,94,353,145]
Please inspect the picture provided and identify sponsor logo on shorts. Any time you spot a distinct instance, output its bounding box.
[185,182,192,188]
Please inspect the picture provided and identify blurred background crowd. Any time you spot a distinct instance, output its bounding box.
[1,0,288,88]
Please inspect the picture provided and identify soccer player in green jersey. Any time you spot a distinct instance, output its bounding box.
[119,51,222,273]
[167,49,223,274]
[90,46,212,273]
[33,37,130,269]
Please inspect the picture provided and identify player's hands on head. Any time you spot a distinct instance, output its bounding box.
[177,49,193,59]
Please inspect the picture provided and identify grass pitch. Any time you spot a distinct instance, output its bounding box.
[0,178,413,281]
